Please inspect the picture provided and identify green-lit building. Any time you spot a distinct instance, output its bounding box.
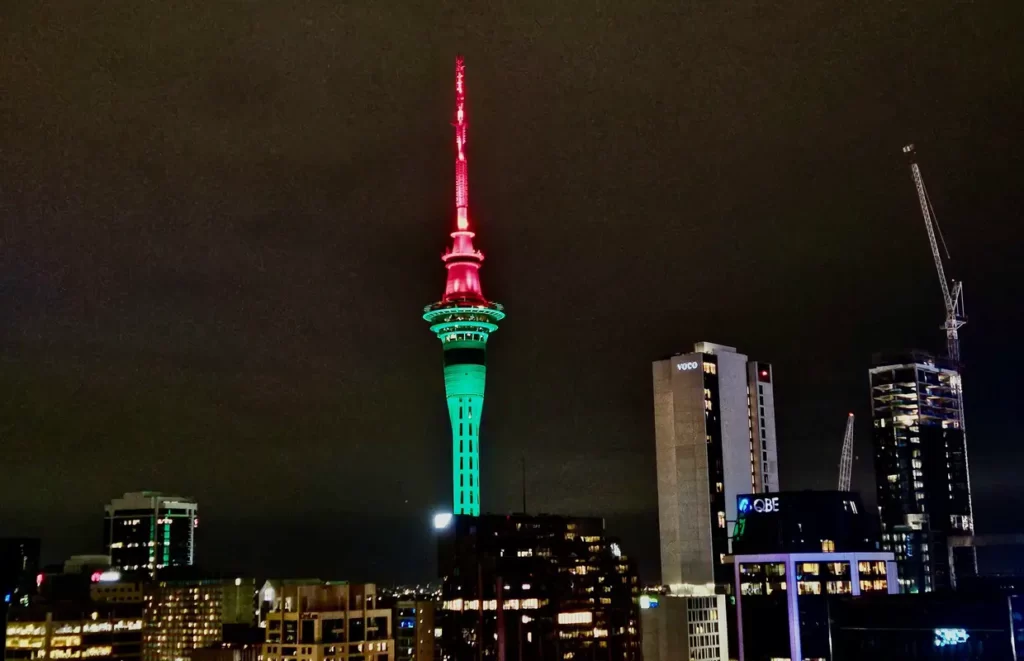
[103,491,197,575]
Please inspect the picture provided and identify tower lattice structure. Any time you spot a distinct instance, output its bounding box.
[423,56,505,516]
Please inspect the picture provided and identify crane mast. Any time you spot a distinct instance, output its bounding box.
[838,413,855,492]
[902,144,974,540]
[903,144,966,365]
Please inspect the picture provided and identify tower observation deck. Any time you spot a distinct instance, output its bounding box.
[423,56,505,516]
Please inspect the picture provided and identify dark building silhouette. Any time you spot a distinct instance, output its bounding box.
[1,538,42,652]
[437,514,640,660]
[731,491,880,555]
[830,592,1024,660]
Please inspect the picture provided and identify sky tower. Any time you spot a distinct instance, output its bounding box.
[424,57,505,517]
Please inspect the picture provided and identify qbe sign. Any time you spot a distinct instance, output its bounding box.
[739,496,780,514]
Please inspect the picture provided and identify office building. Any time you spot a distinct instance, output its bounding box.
[91,575,145,605]
[830,592,1024,660]
[728,491,896,661]
[190,645,260,661]
[104,492,198,574]
[640,592,727,661]
[260,582,394,661]
[653,342,778,590]
[422,57,505,516]
[143,575,255,661]
[394,601,435,661]
[731,491,881,555]
[189,625,264,661]
[869,351,974,593]
[5,603,144,661]
[437,513,641,661]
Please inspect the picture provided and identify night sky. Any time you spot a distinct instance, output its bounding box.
[2,0,1022,583]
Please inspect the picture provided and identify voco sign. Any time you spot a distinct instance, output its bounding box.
[676,361,699,372]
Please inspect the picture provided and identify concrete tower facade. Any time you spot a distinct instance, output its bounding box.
[423,57,504,516]
[653,342,779,590]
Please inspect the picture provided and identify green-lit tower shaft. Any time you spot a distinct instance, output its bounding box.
[424,56,504,517]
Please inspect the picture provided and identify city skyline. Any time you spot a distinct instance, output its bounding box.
[1,1,1021,584]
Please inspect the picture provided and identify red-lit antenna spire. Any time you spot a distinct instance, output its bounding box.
[440,56,485,302]
[455,55,469,231]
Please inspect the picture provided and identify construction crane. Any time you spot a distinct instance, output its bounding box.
[838,413,855,492]
[903,144,975,542]
[903,144,967,365]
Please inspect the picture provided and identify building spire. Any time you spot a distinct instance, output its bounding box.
[455,55,469,232]
[442,56,485,302]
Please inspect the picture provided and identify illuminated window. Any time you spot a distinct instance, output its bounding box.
[557,612,593,625]
[826,581,851,594]
[821,539,835,552]
[717,512,726,528]
[797,582,821,595]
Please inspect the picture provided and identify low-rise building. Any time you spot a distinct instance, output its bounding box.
[640,591,727,661]
[260,582,394,661]
[728,491,896,661]
[5,604,144,661]
[143,575,255,661]
[830,591,1024,660]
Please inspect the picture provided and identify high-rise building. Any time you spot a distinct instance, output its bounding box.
[259,582,394,661]
[104,492,198,574]
[653,342,779,590]
[143,575,255,661]
[869,351,974,593]
[394,600,435,661]
[422,57,505,517]
[436,514,641,661]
